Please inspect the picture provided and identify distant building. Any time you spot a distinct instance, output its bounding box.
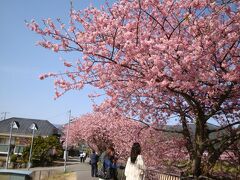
[0,117,61,155]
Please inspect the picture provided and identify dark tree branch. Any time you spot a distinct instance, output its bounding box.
[208,121,240,133]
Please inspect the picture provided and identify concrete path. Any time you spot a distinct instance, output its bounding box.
[29,157,98,180]
[64,162,98,180]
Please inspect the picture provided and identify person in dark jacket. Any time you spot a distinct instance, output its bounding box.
[98,146,118,180]
[90,150,99,177]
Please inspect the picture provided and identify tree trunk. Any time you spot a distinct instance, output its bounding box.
[204,152,221,175]
[192,155,202,178]
[192,117,205,178]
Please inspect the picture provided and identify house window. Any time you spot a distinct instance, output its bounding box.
[0,144,8,154]
[14,145,26,155]
[0,137,8,145]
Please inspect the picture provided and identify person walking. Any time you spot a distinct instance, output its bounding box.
[82,151,86,162]
[79,152,84,163]
[90,150,98,177]
[124,142,145,180]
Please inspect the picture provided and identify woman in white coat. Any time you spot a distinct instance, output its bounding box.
[124,142,145,180]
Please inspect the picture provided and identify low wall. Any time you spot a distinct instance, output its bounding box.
[31,169,61,180]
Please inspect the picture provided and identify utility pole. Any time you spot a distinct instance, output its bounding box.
[64,110,71,173]
[1,112,9,120]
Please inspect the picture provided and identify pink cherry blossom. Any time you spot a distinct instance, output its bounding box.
[62,112,188,171]
[63,61,72,67]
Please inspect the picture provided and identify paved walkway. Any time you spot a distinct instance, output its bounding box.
[28,157,98,180]
[2,157,125,180]
[64,162,98,180]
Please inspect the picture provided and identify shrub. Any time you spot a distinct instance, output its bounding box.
[10,154,18,163]
[22,135,63,167]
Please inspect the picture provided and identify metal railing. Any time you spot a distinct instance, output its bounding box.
[144,168,181,180]
[144,169,218,180]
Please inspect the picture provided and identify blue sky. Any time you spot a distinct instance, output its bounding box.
[0,0,115,124]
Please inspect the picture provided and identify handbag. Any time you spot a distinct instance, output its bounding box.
[97,167,112,179]
[97,160,112,179]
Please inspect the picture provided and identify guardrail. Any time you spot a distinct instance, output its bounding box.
[144,169,217,180]
[144,168,181,180]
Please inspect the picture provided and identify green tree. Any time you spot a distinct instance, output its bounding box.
[22,135,63,167]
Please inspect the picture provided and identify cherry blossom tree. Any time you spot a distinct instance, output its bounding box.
[62,112,187,170]
[63,113,140,156]
[27,0,240,177]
